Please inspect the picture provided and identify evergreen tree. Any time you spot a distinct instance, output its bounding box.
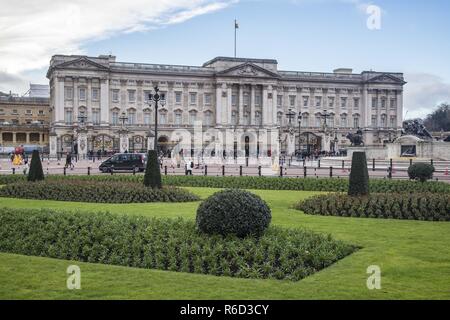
[143,150,162,189]
[348,152,369,196]
[27,150,44,182]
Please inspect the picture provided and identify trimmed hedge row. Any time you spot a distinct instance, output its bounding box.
[0,180,199,203]
[2,174,450,193]
[0,208,357,281]
[296,193,450,221]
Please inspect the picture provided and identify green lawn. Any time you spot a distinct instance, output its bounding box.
[1,187,450,300]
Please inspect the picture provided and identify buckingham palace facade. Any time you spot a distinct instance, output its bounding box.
[46,54,406,158]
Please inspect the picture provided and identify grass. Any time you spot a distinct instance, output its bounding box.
[1,187,450,299]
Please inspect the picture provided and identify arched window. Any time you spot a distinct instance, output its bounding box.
[189,110,198,125]
[174,110,182,125]
[127,109,136,125]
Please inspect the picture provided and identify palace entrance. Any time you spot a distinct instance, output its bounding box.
[299,132,322,156]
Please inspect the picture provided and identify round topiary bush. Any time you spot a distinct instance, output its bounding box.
[196,189,271,237]
[408,163,435,182]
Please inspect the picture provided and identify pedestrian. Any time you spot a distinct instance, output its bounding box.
[65,152,74,170]
[186,160,194,175]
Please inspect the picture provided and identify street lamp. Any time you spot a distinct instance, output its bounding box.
[78,112,87,127]
[146,86,166,152]
[119,112,128,128]
[320,109,331,132]
[286,108,296,126]
[297,113,302,156]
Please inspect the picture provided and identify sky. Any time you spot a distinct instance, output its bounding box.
[0,0,449,119]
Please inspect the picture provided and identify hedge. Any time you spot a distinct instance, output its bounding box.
[196,189,272,237]
[295,193,450,221]
[0,208,357,281]
[0,180,199,203]
[1,174,450,193]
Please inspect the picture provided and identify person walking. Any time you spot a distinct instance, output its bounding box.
[186,160,194,175]
[65,152,74,170]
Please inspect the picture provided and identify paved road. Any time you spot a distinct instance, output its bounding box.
[1,157,449,181]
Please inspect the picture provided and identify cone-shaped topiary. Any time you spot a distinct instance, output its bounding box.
[143,150,162,189]
[348,151,369,196]
[27,150,44,182]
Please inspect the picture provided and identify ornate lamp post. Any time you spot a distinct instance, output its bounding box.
[118,112,129,153]
[75,113,88,159]
[146,86,166,152]
[297,113,302,156]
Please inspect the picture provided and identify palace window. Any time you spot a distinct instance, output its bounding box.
[315,116,322,128]
[277,112,283,126]
[79,88,86,101]
[159,112,167,125]
[353,116,360,129]
[189,92,197,105]
[372,97,378,109]
[65,109,73,124]
[353,98,360,110]
[328,97,335,108]
[303,96,309,107]
[390,99,397,109]
[289,95,296,107]
[329,115,335,128]
[244,111,250,125]
[174,111,182,125]
[128,90,136,103]
[175,92,182,104]
[204,111,213,126]
[92,88,99,101]
[92,109,100,125]
[302,115,309,127]
[255,94,262,106]
[381,98,387,109]
[390,116,397,127]
[204,93,212,105]
[340,97,347,109]
[243,93,250,106]
[144,90,151,103]
[340,115,348,128]
[112,90,119,102]
[316,96,322,108]
[65,87,73,100]
[277,95,283,107]
[255,111,262,125]
[231,111,238,125]
[112,111,119,125]
[127,110,136,125]
[231,94,238,106]
[144,112,151,125]
[189,111,197,125]
[371,115,377,128]
[380,114,387,127]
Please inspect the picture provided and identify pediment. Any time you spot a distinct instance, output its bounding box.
[54,57,110,71]
[216,63,280,79]
[366,73,405,84]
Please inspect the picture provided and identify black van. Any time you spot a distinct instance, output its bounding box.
[99,153,147,173]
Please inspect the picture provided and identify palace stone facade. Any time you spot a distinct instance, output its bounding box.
[46,55,406,158]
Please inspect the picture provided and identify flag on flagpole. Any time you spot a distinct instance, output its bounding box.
[235,20,239,29]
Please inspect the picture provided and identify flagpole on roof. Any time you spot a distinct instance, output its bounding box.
[234,19,239,58]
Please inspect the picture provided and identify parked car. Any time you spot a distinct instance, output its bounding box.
[99,153,147,173]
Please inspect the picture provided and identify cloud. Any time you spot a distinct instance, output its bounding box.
[0,0,237,76]
[404,73,450,119]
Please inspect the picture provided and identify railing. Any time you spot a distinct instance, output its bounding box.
[1,157,449,182]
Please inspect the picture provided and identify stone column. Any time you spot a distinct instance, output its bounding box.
[77,130,88,159]
[272,87,278,126]
[227,84,232,125]
[55,77,65,123]
[49,133,58,158]
[251,85,256,125]
[215,83,222,125]
[396,89,403,128]
[263,86,269,126]
[73,78,79,123]
[100,78,109,126]
[119,129,129,153]
[238,84,244,125]
[287,132,295,155]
